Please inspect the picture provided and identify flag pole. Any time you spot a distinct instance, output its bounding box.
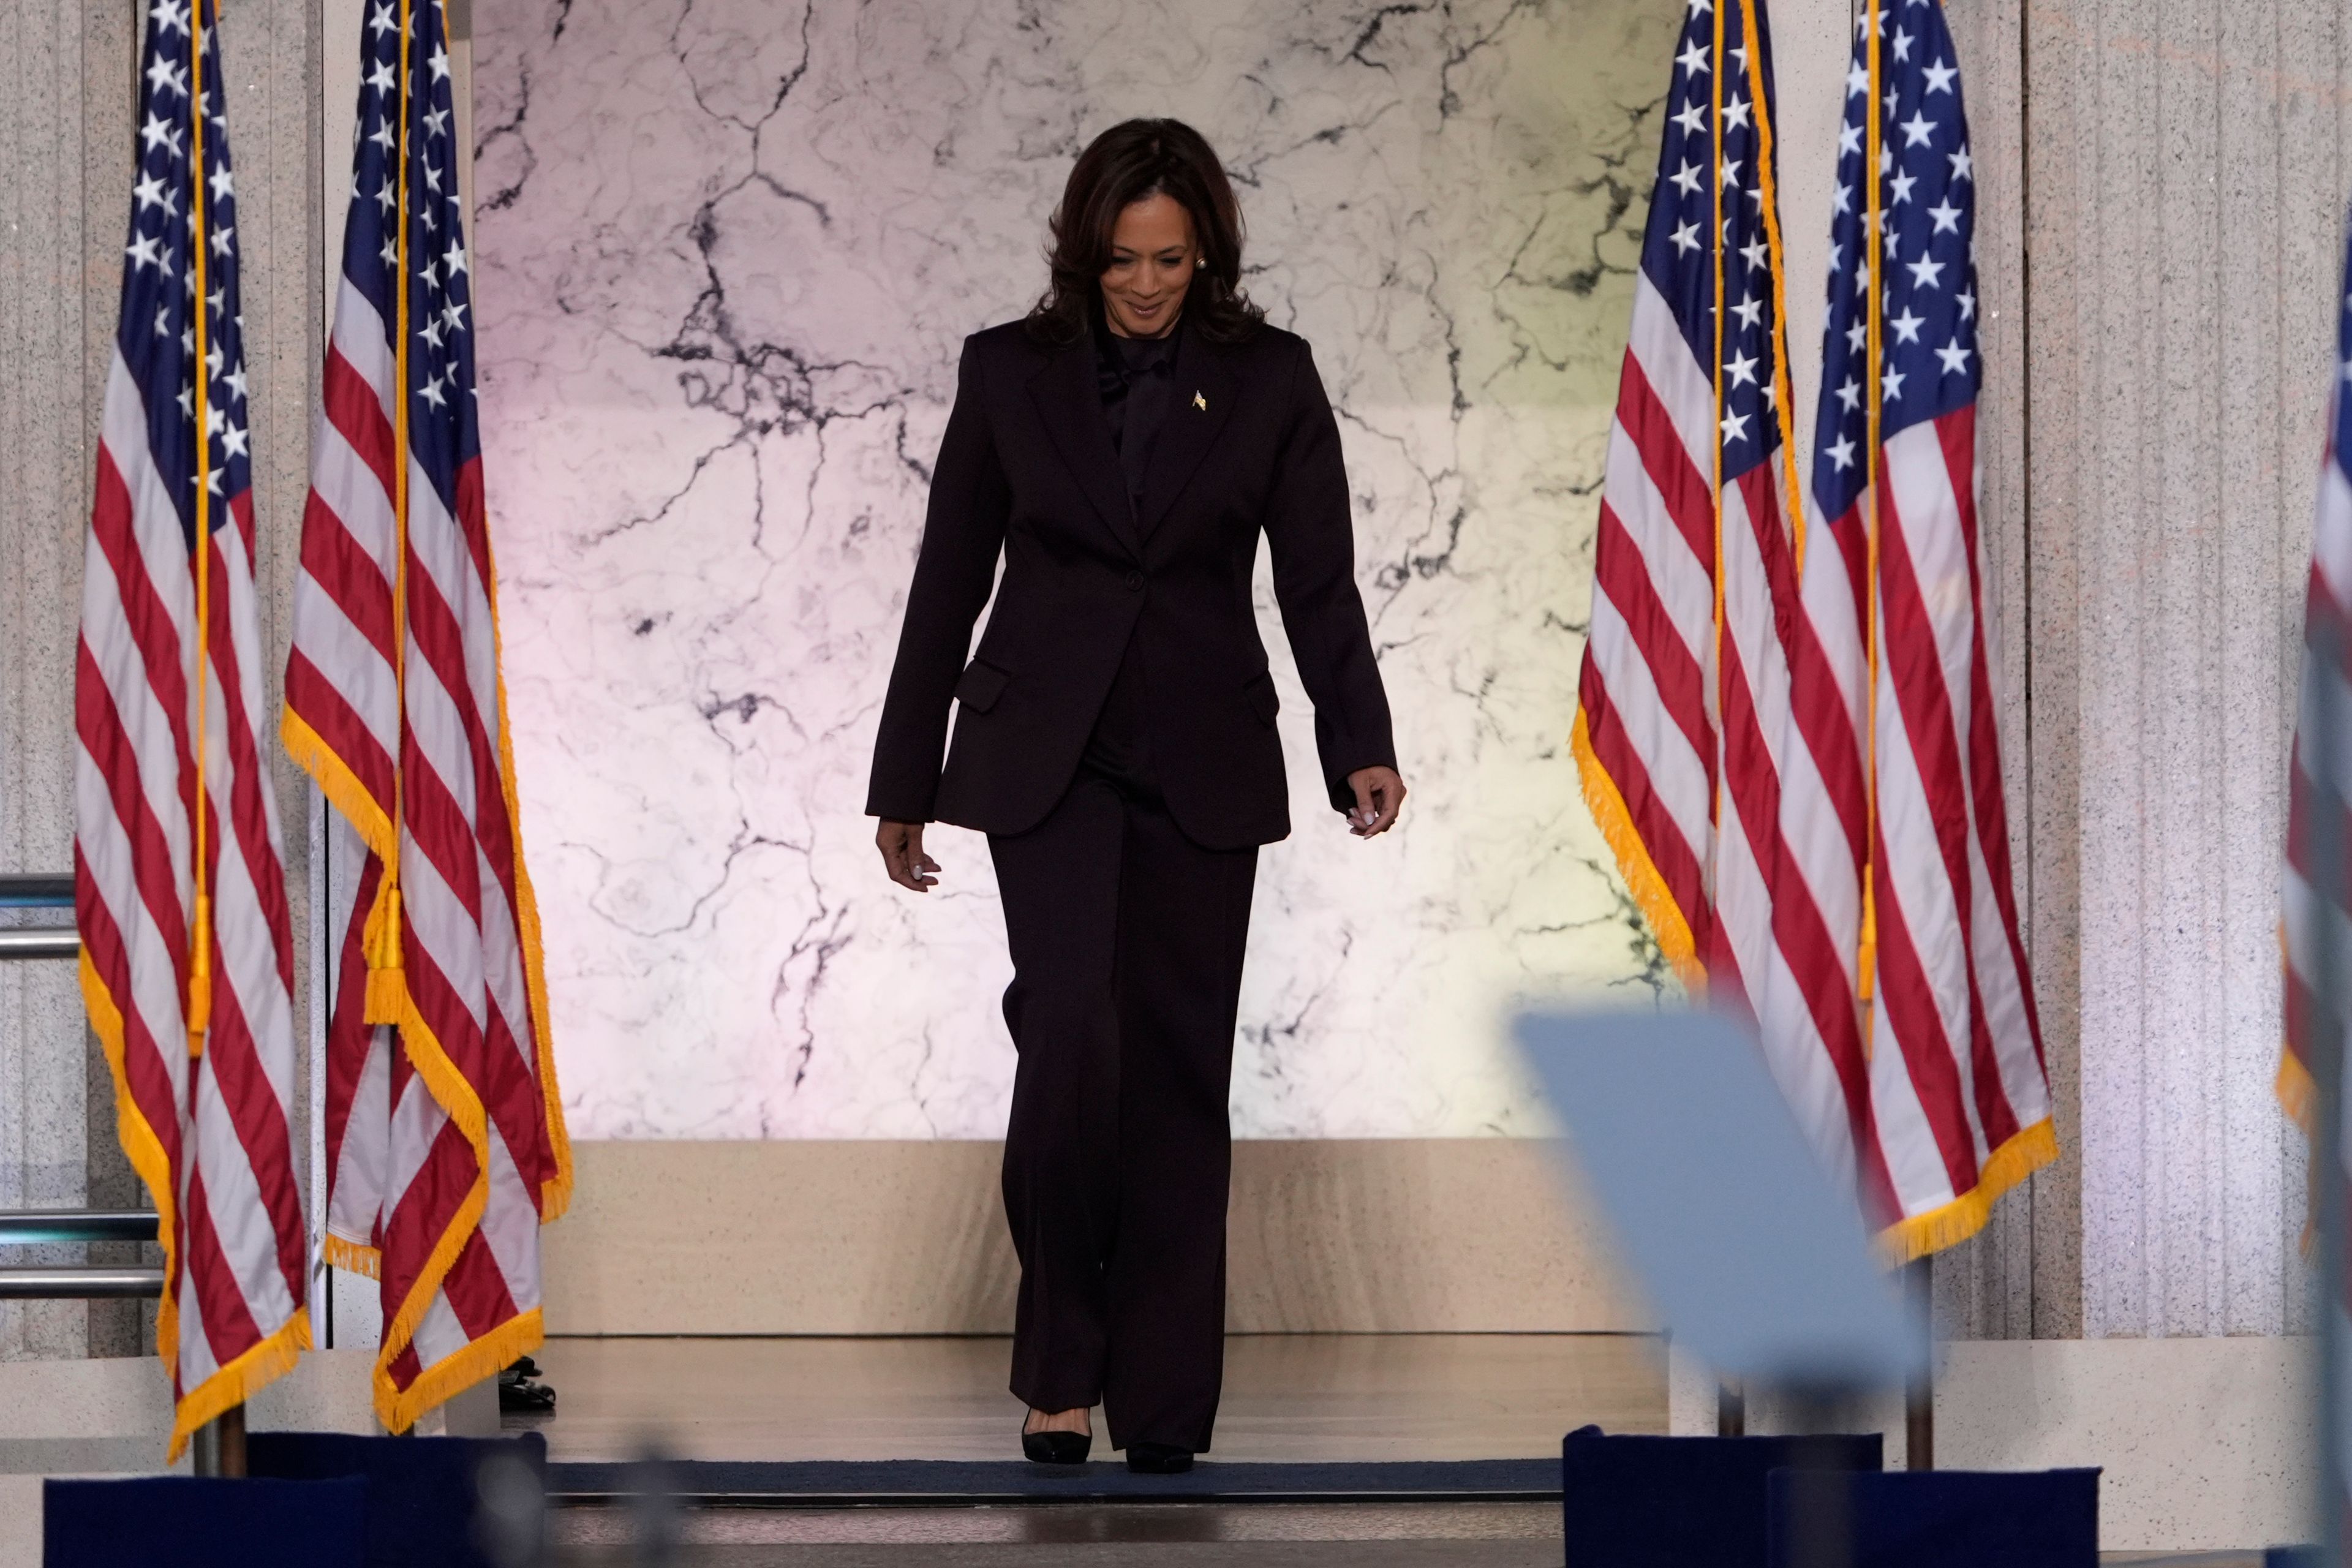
[1858,1,1933,1477]
[2309,600,2350,1567]
[1858,0,1885,1025]
[364,0,415,1027]
[184,0,244,1476]
[1706,0,1728,872]
[1736,0,1806,568]
[1716,1379,1746,1438]
[1708,4,1732,1446]
[1902,1257,1933,1469]
[186,0,214,1061]
[190,1403,246,1479]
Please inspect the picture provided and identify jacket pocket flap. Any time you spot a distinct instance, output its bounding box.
[1243,671,1280,725]
[956,659,1010,713]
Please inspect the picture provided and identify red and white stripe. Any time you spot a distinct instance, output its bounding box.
[76,354,309,1455]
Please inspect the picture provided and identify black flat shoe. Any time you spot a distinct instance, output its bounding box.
[1125,1442,1193,1474]
[1022,1427,1092,1465]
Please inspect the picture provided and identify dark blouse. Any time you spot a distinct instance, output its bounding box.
[1094,307,1185,515]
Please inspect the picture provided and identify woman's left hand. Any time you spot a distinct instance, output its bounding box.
[1344,766,1406,838]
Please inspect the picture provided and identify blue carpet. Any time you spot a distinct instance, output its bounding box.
[546,1457,1561,1503]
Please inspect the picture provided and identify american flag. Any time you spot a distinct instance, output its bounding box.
[282,0,569,1430]
[73,0,309,1456]
[1575,0,2054,1259]
[1572,0,1874,1174]
[2282,211,2352,1550]
[1787,0,2054,1255]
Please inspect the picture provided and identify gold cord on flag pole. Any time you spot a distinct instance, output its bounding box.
[1736,0,1806,571]
[1708,0,1728,865]
[1858,4,1885,1017]
[187,0,214,1055]
[364,0,413,1024]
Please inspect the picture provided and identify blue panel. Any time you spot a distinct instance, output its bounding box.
[247,1431,545,1568]
[1564,1430,1883,1568]
[1766,1468,2100,1568]
[1517,1007,1924,1390]
[45,1476,366,1568]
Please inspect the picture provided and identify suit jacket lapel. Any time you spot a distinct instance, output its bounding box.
[1027,337,1143,563]
[1135,331,1238,540]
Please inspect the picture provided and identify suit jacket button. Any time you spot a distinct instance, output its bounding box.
[1123,571,1145,592]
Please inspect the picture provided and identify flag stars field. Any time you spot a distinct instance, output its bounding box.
[116,0,253,522]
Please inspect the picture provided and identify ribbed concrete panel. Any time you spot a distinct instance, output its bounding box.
[0,0,132,1365]
[2030,0,2351,1338]
[1933,0,2056,1343]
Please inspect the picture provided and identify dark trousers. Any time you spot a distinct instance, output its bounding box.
[987,646,1257,1453]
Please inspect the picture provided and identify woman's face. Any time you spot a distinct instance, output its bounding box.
[1099,192,1197,339]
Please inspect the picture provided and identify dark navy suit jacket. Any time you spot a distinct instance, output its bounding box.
[865,315,1396,851]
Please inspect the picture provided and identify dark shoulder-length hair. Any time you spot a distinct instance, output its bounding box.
[1027,118,1265,347]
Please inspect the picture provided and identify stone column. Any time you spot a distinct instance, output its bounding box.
[0,0,134,1365]
[2024,0,2352,1338]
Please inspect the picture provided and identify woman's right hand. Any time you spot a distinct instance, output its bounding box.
[876,820,941,892]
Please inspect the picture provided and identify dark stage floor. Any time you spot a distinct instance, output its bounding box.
[516,1335,1648,1564]
[512,1337,2263,1566]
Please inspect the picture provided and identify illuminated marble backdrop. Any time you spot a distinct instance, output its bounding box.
[470,0,1678,1139]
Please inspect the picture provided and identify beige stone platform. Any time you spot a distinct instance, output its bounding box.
[541,1140,1645,1339]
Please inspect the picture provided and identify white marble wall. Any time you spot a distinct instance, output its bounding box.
[469,0,1681,1139]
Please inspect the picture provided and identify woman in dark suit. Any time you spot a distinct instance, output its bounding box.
[866,119,1405,1474]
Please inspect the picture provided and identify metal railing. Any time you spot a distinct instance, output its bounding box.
[0,874,72,908]
[0,1266,165,1298]
[0,1210,161,1245]
[0,874,157,1300]
[0,929,78,960]
[0,874,75,962]
[0,1212,164,1300]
